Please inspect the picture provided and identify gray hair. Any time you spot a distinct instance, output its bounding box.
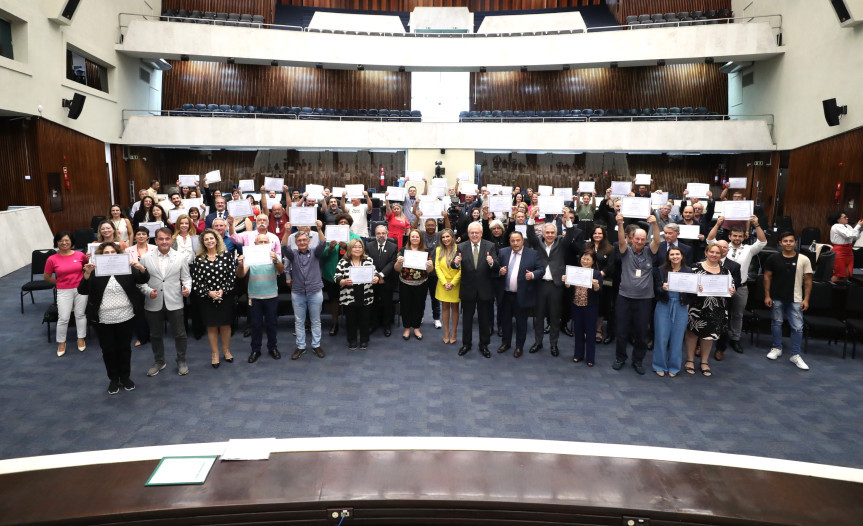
[543,223,558,235]
[489,219,504,231]
[663,223,680,233]
[467,221,483,233]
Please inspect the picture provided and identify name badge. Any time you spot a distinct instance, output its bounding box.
[635,269,642,278]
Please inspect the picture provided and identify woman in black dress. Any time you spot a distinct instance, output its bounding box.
[685,243,735,377]
[191,228,237,368]
[587,225,616,344]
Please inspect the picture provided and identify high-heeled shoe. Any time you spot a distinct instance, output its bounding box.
[77,338,86,352]
[57,342,66,357]
[224,351,233,363]
[212,362,220,368]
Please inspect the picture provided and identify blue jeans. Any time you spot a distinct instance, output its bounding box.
[652,298,687,374]
[249,296,279,352]
[293,290,323,349]
[771,299,803,355]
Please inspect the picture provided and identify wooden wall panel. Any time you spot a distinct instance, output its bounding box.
[609,0,731,24]
[470,64,727,112]
[162,61,411,112]
[0,119,40,214]
[279,0,600,11]
[162,0,276,23]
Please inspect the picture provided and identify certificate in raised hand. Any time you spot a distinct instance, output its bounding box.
[611,181,632,197]
[728,177,747,189]
[242,245,272,268]
[289,206,317,226]
[326,225,349,243]
[87,242,101,257]
[698,273,732,297]
[721,200,753,221]
[331,187,346,199]
[554,188,573,199]
[168,208,185,224]
[667,272,698,293]
[500,186,513,196]
[634,173,651,186]
[565,265,593,287]
[204,170,221,183]
[305,184,324,201]
[403,249,429,271]
[457,170,471,182]
[515,224,527,236]
[93,254,132,276]
[263,176,284,192]
[345,184,365,199]
[238,179,255,192]
[419,198,443,218]
[349,265,375,284]
[538,185,553,196]
[227,199,254,218]
[429,185,446,198]
[486,184,502,195]
[182,198,203,211]
[405,170,425,182]
[489,194,511,214]
[620,197,651,219]
[678,224,701,240]
[386,186,405,201]
[651,192,669,206]
[140,221,164,237]
[178,174,199,186]
[538,195,564,215]
[459,182,478,195]
[686,183,710,199]
[577,181,596,194]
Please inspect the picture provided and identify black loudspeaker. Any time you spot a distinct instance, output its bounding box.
[60,0,82,22]
[830,0,853,23]
[822,98,847,127]
[440,148,446,154]
[62,93,86,120]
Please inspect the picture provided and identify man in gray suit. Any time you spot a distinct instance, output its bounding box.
[139,227,192,376]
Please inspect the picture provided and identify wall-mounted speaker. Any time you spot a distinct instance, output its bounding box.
[50,0,82,25]
[62,93,86,120]
[829,0,863,27]
[822,98,847,127]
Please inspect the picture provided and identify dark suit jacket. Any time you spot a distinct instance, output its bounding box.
[365,239,399,286]
[77,267,150,323]
[454,239,500,302]
[524,224,582,287]
[498,247,546,308]
[653,241,694,267]
[722,257,743,290]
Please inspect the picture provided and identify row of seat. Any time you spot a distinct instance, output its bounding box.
[625,9,732,27]
[160,9,265,27]
[167,104,422,121]
[459,107,723,122]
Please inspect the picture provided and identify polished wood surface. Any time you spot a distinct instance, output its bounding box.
[162,0,276,24]
[1,449,861,525]
[279,0,603,11]
[162,61,411,113]
[469,65,728,113]
[608,0,731,24]
[0,119,39,215]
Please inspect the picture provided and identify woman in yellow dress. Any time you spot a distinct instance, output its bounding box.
[434,229,461,344]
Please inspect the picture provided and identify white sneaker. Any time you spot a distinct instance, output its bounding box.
[766,348,782,360]
[790,355,810,370]
[434,320,442,329]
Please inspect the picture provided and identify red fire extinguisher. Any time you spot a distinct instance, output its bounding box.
[835,182,842,202]
[63,166,70,190]
[379,166,386,186]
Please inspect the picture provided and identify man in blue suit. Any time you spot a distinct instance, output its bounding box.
[497,231,546,358]
[653,223,693,267]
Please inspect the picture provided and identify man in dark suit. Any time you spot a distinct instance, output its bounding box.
[712,238,743,362]
[204,196,229,228]
[454,221,500,358]
[497,231,545,357]
[653,223,694,267]
[365,224,398,337]
[525,221,583,356]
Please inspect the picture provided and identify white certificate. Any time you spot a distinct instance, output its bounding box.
[403,249,428,270]
[429,185,446,198]
[182,198,203,211]
[698,273,732,297]
[419,199,443,218]
[385,186,405,201]
[87,242,101,257]
[345,184,365,199]
[459,182,478,195]
[431,177,448,188]
[405,170,425,182]
[686,183,710,199]
[204,170,221,183]
[554,188,573,199]
[620,197,651,219]
[289,207,317,226]
[457,170,471,182]
[140,221,164,237]
[538,185,553,196]
[168,208,185,224]
[227,199,254,218]
[331,187,346,199]
[538,195,564,215]
[651,192,669,206]
[349,265,375,284]
[500,186,513,196]
[721,200,753,221]
[94,254,132,276]
[611,181,632,197]
[155,193,169,203]
[634,173,651,186]
[486,184,502,195]
[248,194,261,204]
[565,265,593,287]
[728,177,747,189]
[515,224,527,236]
[238,179,255,192]
[667,272,699,293]
[489,194,511,214]
[305,184,324,201]
[577,181,596,194]
[178,174,199,186]
[326,225,349,243]
[263,176,284,192]
[242,245,272,268]
[678,224,701,240]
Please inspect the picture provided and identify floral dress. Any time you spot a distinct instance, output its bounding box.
[686,262,730,340]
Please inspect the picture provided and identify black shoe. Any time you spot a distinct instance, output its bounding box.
[529,343,542,354]
[544,324,550,334]
[359,341,368,350]
[480,346,491,358]
[560,325,574,337]
[632,362,646,375]
[291,348,306,360]
[514,348,523,358]
[329,325,339,336]
[107,380,120,395]
[602,336,613,345]
[550,344,560,357]
[120,377,136,391]
[730,340,744,353]
[497,344,511,353]
[212,362,220,369]
[269,348,281,360]
[612,359,625,370]
[402,333,410,340]
[458,345,471,356]
[248,351,261,363]
[497,327,503,337]
[313,347,325,358]
[348,341,359,350]
[384,327,392,337]
[225,356,234,363]
[647,339,654,351]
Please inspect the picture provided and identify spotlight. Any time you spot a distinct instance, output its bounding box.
[657,59,666,66]
[398,66,406,72]
[180,54,189,61]
[610,62,619,68]
[479,66,487,73]
[520,66,527,72]
[315,63,323,69]
[562,64,570,71]
[227,57,235,64]
[271,60,278,66]
[705,57,715,64]
[357,64,364,71]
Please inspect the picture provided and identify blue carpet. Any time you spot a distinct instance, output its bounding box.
[2,265,862,468]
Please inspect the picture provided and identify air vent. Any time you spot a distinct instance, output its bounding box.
[742,72,754,87]
[139,68,150,83]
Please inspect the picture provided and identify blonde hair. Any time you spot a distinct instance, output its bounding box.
[195,228,226,258]
[172,214,197,240]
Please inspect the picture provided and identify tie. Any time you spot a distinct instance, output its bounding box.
[379,244,384,254]
[473,244,479,267]
[508,252,520,292]
[217,212,223,219]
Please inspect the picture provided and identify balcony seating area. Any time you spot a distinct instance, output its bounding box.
[459,107,722,122]
[625,9,732,28]
[160,9,266,28]
[164,104,422,121]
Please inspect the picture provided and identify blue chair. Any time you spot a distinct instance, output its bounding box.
[410,110,421,122]
[459,110,470,121]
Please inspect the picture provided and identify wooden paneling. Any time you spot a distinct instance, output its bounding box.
[469,64,727,112]
[162,0,276,23]
[279,0,601,11]
[0,119,40,213]
[728,151,777,225]
[609,0,731,24]
[162,61,411,112]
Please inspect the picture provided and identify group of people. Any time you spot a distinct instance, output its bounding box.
[43,177,829,395]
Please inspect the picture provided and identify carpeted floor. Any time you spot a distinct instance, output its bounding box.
[2,265,862,468]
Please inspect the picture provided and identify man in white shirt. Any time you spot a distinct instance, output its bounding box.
[228,214,281,254]
[340,189,374,238]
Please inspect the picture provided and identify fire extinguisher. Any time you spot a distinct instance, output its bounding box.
[63,166,70,190]
[379,166,386,186]
[835,182,842,202]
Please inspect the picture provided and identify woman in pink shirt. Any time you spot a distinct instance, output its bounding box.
[44,231,88,356]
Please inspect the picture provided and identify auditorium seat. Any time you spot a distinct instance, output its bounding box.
[410,110,421,121]
[326,108,337,118]
[668,107,681,120]
[368,109,378,119]
[214,12,228,25]
[468,110,480,122]
[492,110,503,120]
[252,14,265,28]
[358,109,368,119]
[480,110,491,120]
[654,107,668,120]
[230,104,244,116]
[502,110,514,122]
[346,109,359,119]
[181,103,194,115]
[206,104,219,115]
[216,104,231,117]
[189,10,202,22]
[160,9,176,22]
[202,11,216,24]
[637,14,650,23]
[227,13,240,27]
[626,15,638,26]
[312,108,325,119]
[193,104,206,116]
[399,109,411,120]
[680,106,694,120]
[695,107,708,119]
[299,107,313,119]
[378,109,389,119]
[459,110,469,122]
[651,13,664,23]
[239,14,253,27]
[245,105,256,116]
[513,110,525,121]
[177,9,189,20]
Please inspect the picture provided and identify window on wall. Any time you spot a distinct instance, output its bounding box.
[66,48,109,93]
[0,17,13,60]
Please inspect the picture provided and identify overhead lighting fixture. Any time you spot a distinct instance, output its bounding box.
[180,54,189,61]
[141,58,172,71]
[315,63,323,69]
[398,66,406,72]
[479,66,487,73]
[562,64,570,71]
[357,64,364,71]
[657,59,666,66]
[227,57,235,64]
[610,62,619,68]
[271,60,278,66]
[520,66,528,72]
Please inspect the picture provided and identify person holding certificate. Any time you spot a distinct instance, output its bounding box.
[334,239,379,350]
[283,223,327,360]
[684,244,734,377]
[563,251,602,366]
[652,247,695,377]
[394,229,434,340]
[191,229,238,368]
[187,206,205,233]
[132,195,157,229]
[236,234,285,364]
[321,214,361,336]
[78,242,149,394]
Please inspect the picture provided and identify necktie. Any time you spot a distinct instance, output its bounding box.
[473,244,479,267]
[379,244,384,254]
[508,252,520,292]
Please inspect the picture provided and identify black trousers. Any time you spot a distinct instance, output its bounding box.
[533,281,563,346]
[559,285,574,327]
[371,282,395,329]
[345,300,371,345]
[95,319,134,381]
[500,291,529,348]
[400,281,428,328]
[462,296,492,347]
[615,296,652,364]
